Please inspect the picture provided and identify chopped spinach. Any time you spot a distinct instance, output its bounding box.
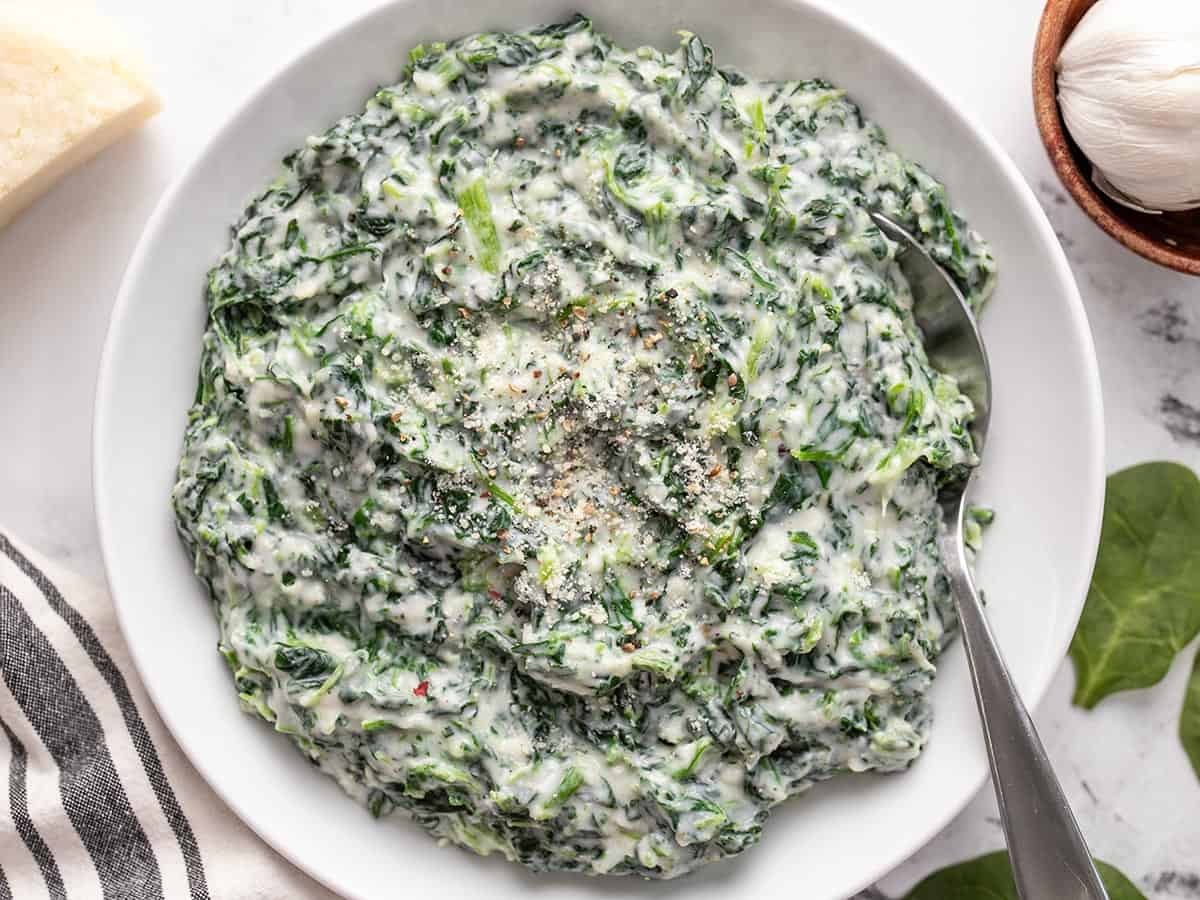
[172,17,994,879]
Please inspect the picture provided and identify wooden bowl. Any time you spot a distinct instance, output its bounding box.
[1034,0,1200,275]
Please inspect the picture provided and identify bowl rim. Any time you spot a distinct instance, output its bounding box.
[1032,0,1200,276]
[93,2,1107,897]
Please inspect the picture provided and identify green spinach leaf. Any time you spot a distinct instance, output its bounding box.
[901,851,1144,900]
[1070,462,1200,708]
[1181,648,1200,781]
[681,35,713,101]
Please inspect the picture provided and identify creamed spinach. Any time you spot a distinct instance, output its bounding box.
[173,16,995,878]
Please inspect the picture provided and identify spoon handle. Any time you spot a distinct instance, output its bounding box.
[940,514,1109,900]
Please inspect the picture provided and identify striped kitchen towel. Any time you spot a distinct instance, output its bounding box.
[0,531,338,900]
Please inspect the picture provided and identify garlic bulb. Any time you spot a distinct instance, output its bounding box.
[1056,0,1200,212]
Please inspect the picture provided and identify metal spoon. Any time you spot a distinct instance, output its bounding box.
[872,212,1109,900]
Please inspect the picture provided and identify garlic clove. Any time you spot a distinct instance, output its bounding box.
[1056,0,1200,213]
[1090,169,1162,215]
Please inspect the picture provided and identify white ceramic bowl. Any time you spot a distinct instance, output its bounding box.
[94,1,1105,897]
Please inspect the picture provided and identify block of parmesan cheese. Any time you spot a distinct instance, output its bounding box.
[0,1,161,228]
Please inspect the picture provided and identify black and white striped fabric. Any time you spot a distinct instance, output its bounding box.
[0,532,336,900]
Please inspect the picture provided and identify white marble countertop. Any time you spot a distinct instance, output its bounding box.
[2,1,1198,896]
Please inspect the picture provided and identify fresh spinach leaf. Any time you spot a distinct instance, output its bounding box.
[901,851,1144,900]
[1070,462,1200,708]
[1181,648,1200,781]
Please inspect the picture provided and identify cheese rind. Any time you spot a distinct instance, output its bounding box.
[0,2,161,227]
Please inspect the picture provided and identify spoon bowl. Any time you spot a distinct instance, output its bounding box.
[876,211,1109,900]
[872,213,992,457]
